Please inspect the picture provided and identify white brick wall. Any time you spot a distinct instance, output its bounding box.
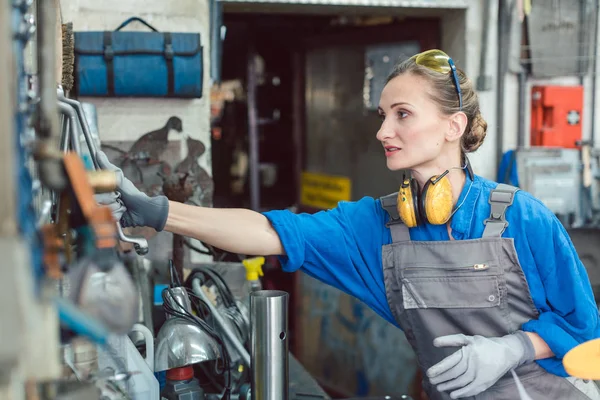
[62,0,212,166]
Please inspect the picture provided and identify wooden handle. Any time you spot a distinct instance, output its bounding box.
[87,170,117,193]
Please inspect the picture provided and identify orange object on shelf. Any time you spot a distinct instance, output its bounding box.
[530,85,583,149]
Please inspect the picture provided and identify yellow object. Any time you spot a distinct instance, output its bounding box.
[397,174,453,228]
[242,257,265,281]
[300,172,351,210]
[563,338,600,380]
[410,49,462,109]
[411,49,454,74]
[398,185,418,228]
[423,176,453,225]
[523,0,532,16]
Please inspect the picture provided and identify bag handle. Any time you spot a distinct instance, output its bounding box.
[114,17,158,32]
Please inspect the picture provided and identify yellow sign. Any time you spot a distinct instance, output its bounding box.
[300,172,351,209]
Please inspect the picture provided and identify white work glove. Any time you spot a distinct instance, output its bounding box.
[95,151,169,231]
[426,331,536,399]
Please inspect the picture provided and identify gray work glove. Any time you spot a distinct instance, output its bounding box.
[426,331,535,399]
[95,191,127,222]
[95,151,169,231]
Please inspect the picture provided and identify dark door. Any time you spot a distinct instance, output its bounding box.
[302,20,441,201]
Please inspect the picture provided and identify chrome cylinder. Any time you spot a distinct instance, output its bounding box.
[250,290,289,400]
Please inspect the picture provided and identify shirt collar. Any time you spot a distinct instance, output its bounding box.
[449,172,482,236]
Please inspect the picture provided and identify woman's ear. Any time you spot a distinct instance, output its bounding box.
[446,112,469,143]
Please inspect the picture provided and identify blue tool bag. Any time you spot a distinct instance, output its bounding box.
[74,17,203,98]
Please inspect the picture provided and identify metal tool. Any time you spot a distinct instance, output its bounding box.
[191,278,251,367]
[58,101,82,155]
[115,223,148,255]
[154,287,222,372]
[57,90,149,255]
[57,91,99,169]
[250,290,289,400]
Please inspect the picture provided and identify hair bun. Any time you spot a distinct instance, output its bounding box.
[463,112,487,153]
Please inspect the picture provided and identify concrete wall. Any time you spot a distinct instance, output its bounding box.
[501,1,600,152]
[62,0,213,263]
[445,0,599,180]
[441,1,499,180]
[432,1,504,180]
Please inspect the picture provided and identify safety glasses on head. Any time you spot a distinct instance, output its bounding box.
[410,49,463,110]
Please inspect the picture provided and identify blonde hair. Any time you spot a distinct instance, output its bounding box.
[386,56,487,153]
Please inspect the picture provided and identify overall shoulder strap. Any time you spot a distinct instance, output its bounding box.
[482,183,519,238]
[379,193,410,243]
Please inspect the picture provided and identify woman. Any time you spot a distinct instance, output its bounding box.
[96,49,600,399]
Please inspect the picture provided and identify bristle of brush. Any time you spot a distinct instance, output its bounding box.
[61,22,74,93]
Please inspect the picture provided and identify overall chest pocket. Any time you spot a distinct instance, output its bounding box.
[400,264,503,310]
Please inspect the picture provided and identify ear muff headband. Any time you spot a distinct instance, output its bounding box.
[420,178,433,223]
[397,174,454,227]
[411,178,423,225]
[396,159,472,227]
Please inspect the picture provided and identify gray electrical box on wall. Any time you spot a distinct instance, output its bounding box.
[527,0,597,77]
[363,41,420,110]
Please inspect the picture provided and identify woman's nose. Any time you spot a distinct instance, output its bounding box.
[376,120,395,142]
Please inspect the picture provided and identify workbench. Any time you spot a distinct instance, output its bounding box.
[289,353,331,399]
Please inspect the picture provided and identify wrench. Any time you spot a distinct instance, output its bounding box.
[57,89,149,255]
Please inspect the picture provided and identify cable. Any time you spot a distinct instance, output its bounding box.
[183,238,212,255]
[183,238,231,262]
[169,259,182,287]
[162,287,232,399]
[185,267,250,342]
[184,267,250,392]
[185,267,237,309]
[162,288,231,396]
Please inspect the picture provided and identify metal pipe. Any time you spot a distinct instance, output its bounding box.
[58,102,82,155]
[59,114,70,152]
[35,0,59,145]
[191,278,251,367]
[496,0,515,168]
[578,0,587,86]
[0,2,16,237]
[495,0,507,169]
[247,44,260,211]
[209,0,223,84]
[591,0,600,145]
[517,68,527,148]
[250,290,289,400]
[476,0,492,91]
[58,95,99,168]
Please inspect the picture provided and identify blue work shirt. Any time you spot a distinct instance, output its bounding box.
[263,174,600,377]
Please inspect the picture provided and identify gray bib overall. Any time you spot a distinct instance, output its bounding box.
[380,184,600,400]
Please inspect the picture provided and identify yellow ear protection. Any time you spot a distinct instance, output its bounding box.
[397,159,474,228]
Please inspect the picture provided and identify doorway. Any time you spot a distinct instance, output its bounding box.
[212,12,440,398]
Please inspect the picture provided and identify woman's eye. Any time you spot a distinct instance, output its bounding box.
[397,111,408,119]
[378,113,385,121]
